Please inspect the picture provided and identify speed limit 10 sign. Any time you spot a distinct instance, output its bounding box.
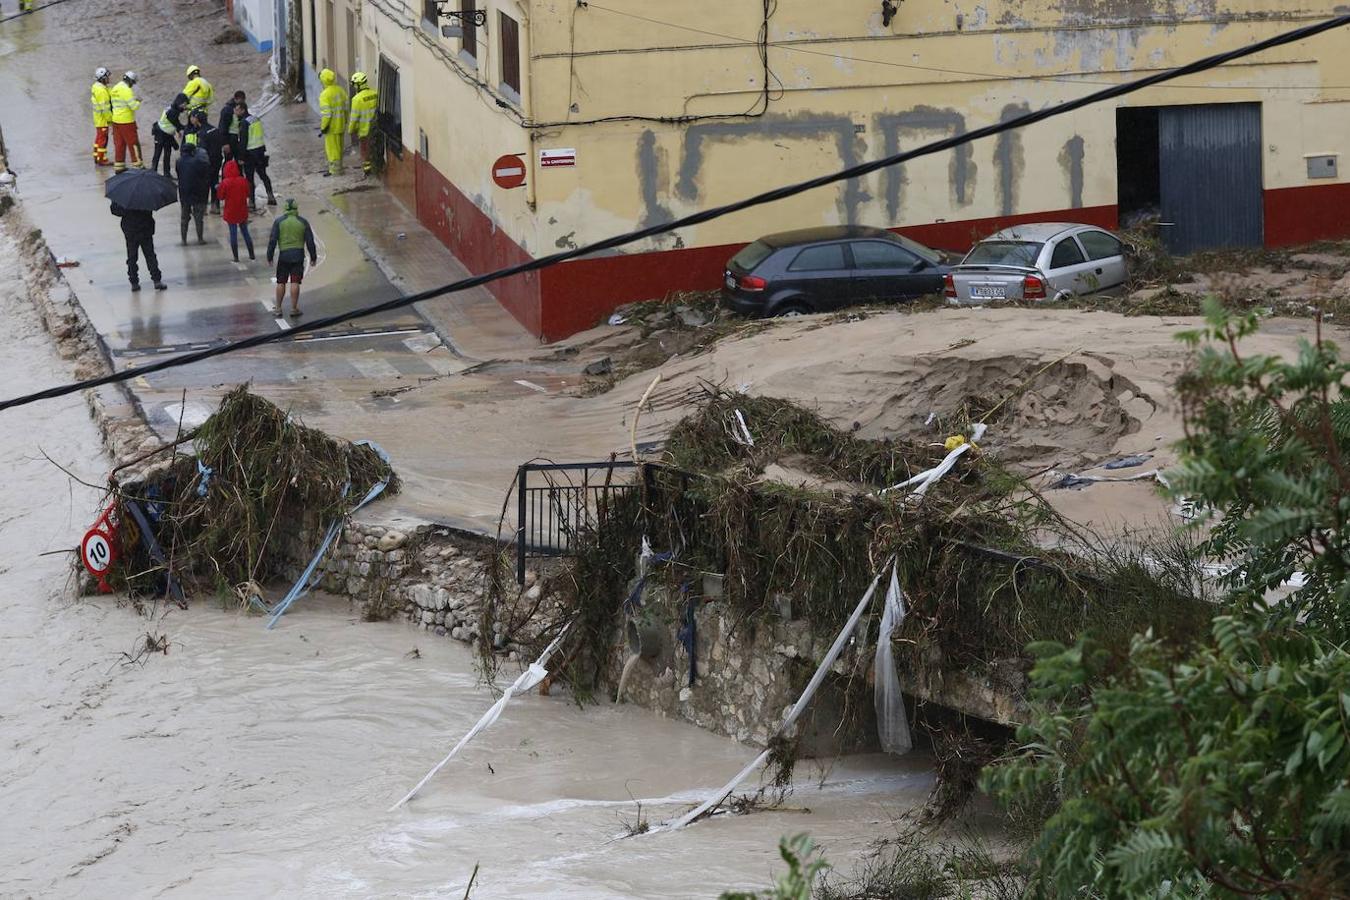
[82,530,113,575]
[81,505,119,593]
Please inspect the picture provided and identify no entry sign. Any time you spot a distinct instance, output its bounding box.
[492,154,527,190]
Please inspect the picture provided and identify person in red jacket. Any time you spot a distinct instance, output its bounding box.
[216,159,254,262]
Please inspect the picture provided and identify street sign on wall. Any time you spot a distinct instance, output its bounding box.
[539,148,576,168]
[492,154,527,190]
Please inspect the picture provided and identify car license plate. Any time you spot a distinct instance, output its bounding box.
[725,273,737,290]
[970,284,1006,300]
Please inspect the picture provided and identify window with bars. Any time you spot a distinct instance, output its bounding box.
[499,11,520,101]
[460,0,477,60]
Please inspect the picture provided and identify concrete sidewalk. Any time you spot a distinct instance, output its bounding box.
[0,0,568,535]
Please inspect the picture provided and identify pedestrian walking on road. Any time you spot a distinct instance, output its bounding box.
[236,101,276,209]
[189,110,225,213]
[217,159,255,262]
[218,91,246,165]
[317,68,347,177]
[266,198,318,317]
[110,200,165,291]
[150,93,189,177]
[176,141,211,244]
[183,64,213,116]
[90,67,113,167]
[109,71,143,173]
[348,72,378,176]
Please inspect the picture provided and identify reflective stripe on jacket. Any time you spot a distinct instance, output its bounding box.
[184,76,214,111]
[244,115,265,151]
[109,82,140,124]
[318,69,348,134]
[348,89,378,137]
[91,82,113,127]
[157,107,181,136]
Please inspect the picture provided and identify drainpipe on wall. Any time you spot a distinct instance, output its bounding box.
[523,7,538,211]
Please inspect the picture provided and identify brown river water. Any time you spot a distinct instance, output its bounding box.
[0,248,934,897]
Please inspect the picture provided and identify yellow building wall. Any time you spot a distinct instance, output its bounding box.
[512,1,1350,254]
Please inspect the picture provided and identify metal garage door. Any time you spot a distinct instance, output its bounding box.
[1159,103,1264,255]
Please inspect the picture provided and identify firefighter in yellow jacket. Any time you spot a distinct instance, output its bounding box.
[317,68,347,176]
[90,67,113,167]
[109,71,143,172]
[347,72,378,175]
[183,65,214,116]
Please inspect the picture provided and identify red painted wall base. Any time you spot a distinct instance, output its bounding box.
[410,155,1350,343]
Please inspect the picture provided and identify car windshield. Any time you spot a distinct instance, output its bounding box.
[730,240,774,271]
[964,241,1043,267]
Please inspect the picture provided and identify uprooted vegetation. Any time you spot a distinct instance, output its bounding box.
[482,389,1213,817]
[106,387,398,605]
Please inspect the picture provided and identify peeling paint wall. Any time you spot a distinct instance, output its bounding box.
[514,1,1350,256]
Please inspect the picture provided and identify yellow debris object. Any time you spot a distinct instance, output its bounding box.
[944,434,978,452]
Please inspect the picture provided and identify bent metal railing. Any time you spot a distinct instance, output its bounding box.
[514,460,641,584]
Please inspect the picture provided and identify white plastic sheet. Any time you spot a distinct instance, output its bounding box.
[390,622,572,811]
[874,564,912,755]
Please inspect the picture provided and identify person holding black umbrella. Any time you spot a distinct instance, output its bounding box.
[105,169,177,291]
[111,201,165,291]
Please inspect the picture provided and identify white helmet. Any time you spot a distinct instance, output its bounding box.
[95,67,110,82]
[124,71,138,84]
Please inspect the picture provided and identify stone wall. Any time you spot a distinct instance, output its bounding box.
[610,579,880,756]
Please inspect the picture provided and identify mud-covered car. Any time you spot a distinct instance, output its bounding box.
[722,226,950,317]
[944,223,1127,306]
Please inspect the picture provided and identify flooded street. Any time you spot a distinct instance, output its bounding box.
[0,240,932,897]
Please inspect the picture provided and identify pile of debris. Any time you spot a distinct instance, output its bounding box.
[107,387,398,604]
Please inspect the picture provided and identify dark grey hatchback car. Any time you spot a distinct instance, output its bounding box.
[722,225,950,317]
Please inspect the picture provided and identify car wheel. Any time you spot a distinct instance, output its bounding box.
[775,302,811,318]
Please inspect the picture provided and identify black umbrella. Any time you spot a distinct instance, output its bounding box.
[104,169,178,212]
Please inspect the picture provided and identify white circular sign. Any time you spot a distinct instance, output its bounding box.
[82,530,113,575]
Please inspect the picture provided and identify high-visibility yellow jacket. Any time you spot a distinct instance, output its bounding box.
[91,81,113,127]
[318,69,348,134]
[183,75,214,112]
[348,88,378,138]
[109,81,140,124]
[244,115,266,151]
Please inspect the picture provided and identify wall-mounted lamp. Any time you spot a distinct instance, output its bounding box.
[435,2,487,28]
[881,0,900,27]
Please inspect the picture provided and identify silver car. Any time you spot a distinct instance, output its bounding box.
[944,223,1128,306]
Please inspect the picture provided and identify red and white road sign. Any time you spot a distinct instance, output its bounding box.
[539,148,576,168]
[82,529,114,576]
[491,154,527,190]
[81,503,120,593]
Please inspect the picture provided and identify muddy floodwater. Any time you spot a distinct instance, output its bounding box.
[0,260,933,898]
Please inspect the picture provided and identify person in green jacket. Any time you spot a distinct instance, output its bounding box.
[266,198,318,317]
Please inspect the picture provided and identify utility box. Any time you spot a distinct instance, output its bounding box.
[1306,154,1339,179]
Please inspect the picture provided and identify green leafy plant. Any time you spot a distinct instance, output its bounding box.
[986,618,1350,897]
[1172,297,1350,639]
[721,834,831,900]
[986,300,1350,898]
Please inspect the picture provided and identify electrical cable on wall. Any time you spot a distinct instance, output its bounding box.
[0,11,1347,413]
[580,2,1350,94]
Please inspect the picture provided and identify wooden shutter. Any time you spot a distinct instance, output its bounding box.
[500,12,520,95]
[460,0,477,59]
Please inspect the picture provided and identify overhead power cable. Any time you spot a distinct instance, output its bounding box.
[0,12,1347,413]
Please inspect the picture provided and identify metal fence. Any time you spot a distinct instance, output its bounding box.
[515,461,640,584]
